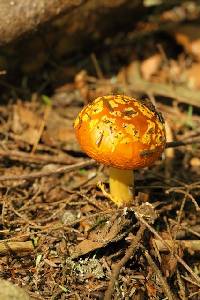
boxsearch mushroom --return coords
[74,95,166,206]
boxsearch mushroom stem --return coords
[109,167,134,206]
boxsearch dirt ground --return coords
[0,2,200,300]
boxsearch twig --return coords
[91,53,104,79]
[0,149,76,165]
[31,104,51,153]
[0,159,95,182]
[181,275,200,289]
[165,139,200,148]
[128,61,200,108]
[96,61,200,107]
[144,250,176,300]
[177,270,186,300]
[0,138,198,183]
[0,241,34,255]
[103,224,145,300]
[137,215,200,285]
[188,291,200,299]
[152,239,200,252]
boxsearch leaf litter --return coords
[0,4,200,300]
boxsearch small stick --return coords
[177,269,186,300]
[104,224,145,300]
[90,53,104,79]
[137,215,200,285]
[31,104,51,153]
[0,138,198,183]
[0,241,34,255]
[0,149,76,165]
[165,140,200,148]
[152,239,200,252]
[0,159,95,182]
[144,250,176,300]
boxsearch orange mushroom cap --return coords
[74,95,166,170]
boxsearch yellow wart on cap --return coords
[109,100,119,109]
[82,113,90,122]
[92,100,104,114]
[121,137,132,144]
[114,96,129,104]
[89,119,99,130]
[110,110,122,117]
[102,115,115,124]
[123,123,140,141]
[74,116,80,128]
[134,101,154,119]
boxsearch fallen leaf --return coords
[70,213,131,258]
[161,253,178,277]
[70,239,104,258]
[146,281,157,298]
[43,110,75,145]
[173,25,200,60]
[141,54,162,80]
[184,63,200,89]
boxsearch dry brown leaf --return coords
[173,25,200,60]
[146,281,157,298]
[18,127,41,145]
[184,63,200,89]
[70,214,130,258]
[70,239,104,259]
[190,157,200,167]
[12,103,40,130]
[161,253,178,278]
[119,61,137,85]
[0,166,25,188]
[141,54,162,80]
[11,102,42,145]
[42,110,75,147]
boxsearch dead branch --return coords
[109,61,200,107]
[0,136,199,182]
[0,0,84,45]
[137,214,200,286]
[0,0,145,46]
[0,159,95,182]
[152,239,200,252]
[165,139,200,148]
[144,250,176,300]
[104,224,146,300]
[129,62,200,108]
[0,149,76,165]
[0,240,34,255]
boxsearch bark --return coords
[0,0,144,74]
[0,0,83,45]
[0,0,142,46]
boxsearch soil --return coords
[0,2,200,300]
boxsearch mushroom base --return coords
[109,167,134,207]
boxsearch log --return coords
[0,0,83,45]
[0,0,143,74]
[0,1,191,77]
[0,0,142,46]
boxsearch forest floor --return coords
[0,5,200,300]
